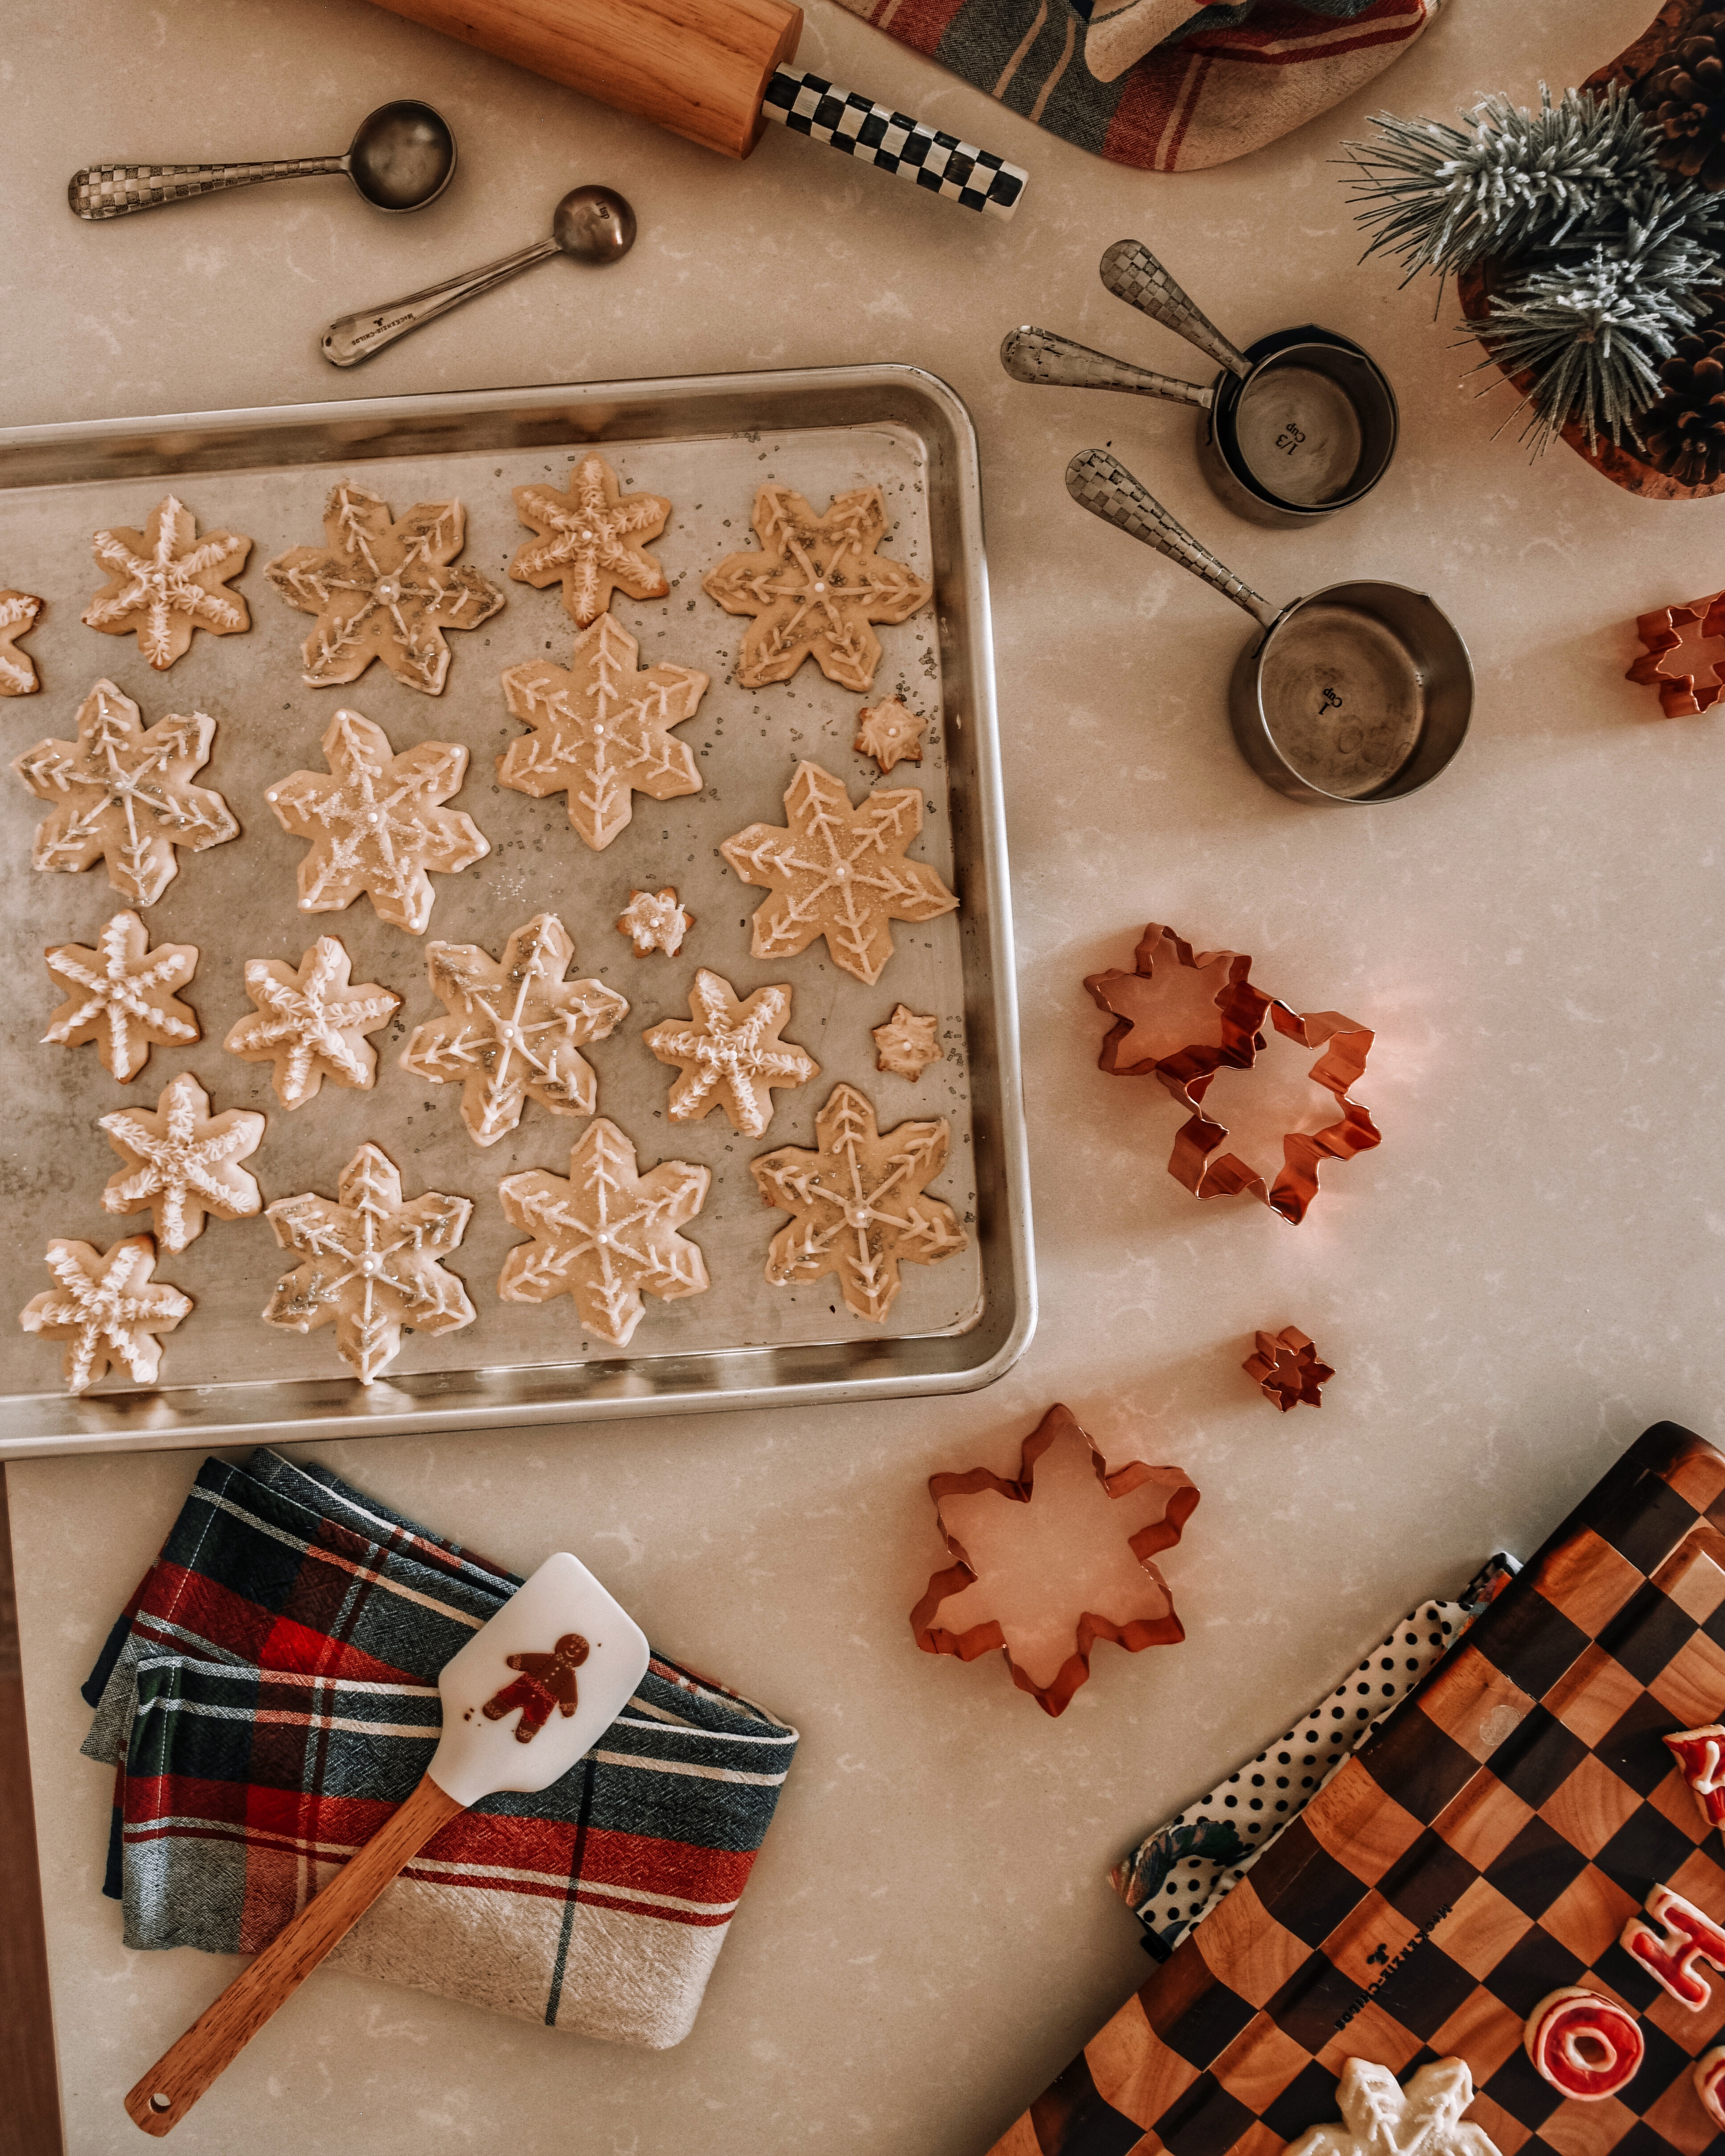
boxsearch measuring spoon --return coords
[322,185,637,368]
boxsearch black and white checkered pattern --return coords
[68,157,343,221]
[762,68,1027,220]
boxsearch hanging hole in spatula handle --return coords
[1065,450,1278,626]
[1099,240,1253,381]
[1001,328,1211,409]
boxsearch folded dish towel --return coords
[830,0,1437,174]
[81,1448,799,2050]
[1112,1552,1517,1956]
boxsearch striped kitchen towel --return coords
[81,1447,799,2050]
[831,0,1436,173]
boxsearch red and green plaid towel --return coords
[81,1448,798,2050]
[833,0,1435,172]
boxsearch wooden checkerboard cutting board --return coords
[990,1421,1725,2156]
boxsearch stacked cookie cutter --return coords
[1006,242,1473,805]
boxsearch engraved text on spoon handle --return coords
[321,239,560,368]
[69,156,345,221]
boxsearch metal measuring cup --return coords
[1007,242,1399,528]
[1067,450,1470,803]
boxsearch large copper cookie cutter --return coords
[1003,240,1399,528]
[1627,592,1725,716]
[1086,923,1381,1225]
[1067,449,1472,804]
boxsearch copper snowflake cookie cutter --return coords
[910,1402,1200,1718]
[1627,590,1725,716]
[1244,1326,1333,1410]
[1085,922,1380,1225]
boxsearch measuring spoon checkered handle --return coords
[69,155,345,220]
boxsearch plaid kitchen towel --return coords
[81,1448,799,2050]
[831,0,1435,172]
[1111,1552,1517,1957]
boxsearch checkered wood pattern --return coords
[990,1422,1725,2156]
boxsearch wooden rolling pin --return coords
[361,0,1028,216]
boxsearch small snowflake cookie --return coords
[873,1005,942,1081]
[82,495,251,669]
[616,888,692,957]
[509,453,671,628]
[225,937,400,1110]
[644,969,819,1139]
[854,697,926,774]
[99,1072,264,1252]
[42,910,199,1082]
[20,1234,191,1394]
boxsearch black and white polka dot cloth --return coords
[761,69,1027,220]
[1112,1556,1519,1957]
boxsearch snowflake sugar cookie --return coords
[854,697,926,773]
[616,887,692,957]
[0,590,44,694]
[509,453,671,628]
[644,969,819,1139]
[265,709,488,934]
[499,613,705,852]
[42,910,199,1082]
[223,936,400,1109]
[702,485,932,693]
[13,680,239,906]
[266,482,503,695]
[720,760,958,986]
[100,1072,264,1252]
[872,1005,942,1081]
[752,1082,965,1324]
[401,913,629,1147]
[264,1143,475,1385]
[81,495,251,670]
[498,1119,710,1348]
[20,1234,191,1394]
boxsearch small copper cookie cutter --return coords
[1086,922,1381,1225]
[1627,592,1725,716]
[1003,239,1399,528]
[1244,1328,1333,1411]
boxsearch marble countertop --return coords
[5,1,1723,2150]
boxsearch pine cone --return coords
[1642,12,1725,189]
[1639,320,1725,481]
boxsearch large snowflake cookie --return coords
[509,453,671,628]
[0,590,44,694]
[499,613,706,851]
[263,1142,475,1385]
[43,910,199,1082]
[224,936,400,1110]
[720,760,958,986]
[644,969,819,1139]
[20,1234,191,1394]
[81,495,251,670]
[265,482,504,695]
[13,679,239,906]
[616,887,692,957]
[751,1082,965,1324]
[498,1119,710,1348]
[701,484,932,693]
[401,912,629,1147]
[265,709,488,934]
[100,1072,264,1252]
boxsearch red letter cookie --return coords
[1666,1724,1725,1830]
[1621,1884,1725,2009]
[1524,1988,1644,2100]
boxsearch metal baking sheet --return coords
[0,366,1033,1458]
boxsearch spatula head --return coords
[430,1552,650,1808]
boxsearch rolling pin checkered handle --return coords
[762,67,1027,219]
[69,156,345,220]
[1065,449,1276,625]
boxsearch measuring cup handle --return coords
[1066,449,1278,626]
[1099,240,1254,382]
[1001,328,1212,409]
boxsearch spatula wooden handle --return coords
[124,1772,464,2136]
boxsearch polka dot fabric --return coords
[1111,1557,1519,1955]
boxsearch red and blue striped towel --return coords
[81,1448,798,2050]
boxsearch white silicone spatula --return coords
[124,1552,650,2136]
